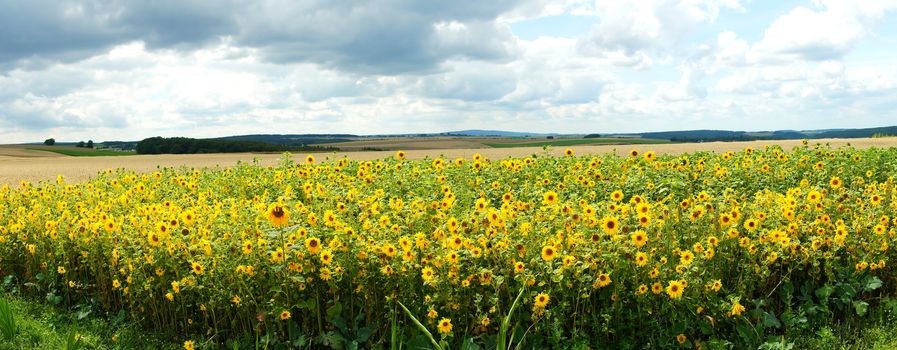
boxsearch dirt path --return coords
[2,138,896,186]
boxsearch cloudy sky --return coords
[1,0,896,143]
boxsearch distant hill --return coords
[440,130,560,137]
[621,125,897,142]
[814,126,897,138]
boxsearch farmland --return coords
[2,138,897,186]
[2,138,897,348]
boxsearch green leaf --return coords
[76,309,91,320]
[326,301,343,321]
[461,337,482,350]
[853,301,869,316]
[763,312,781,329]
[356,327,372,343]
[815,285,834,301]
[736,323,756,343]
[865,277,883,292]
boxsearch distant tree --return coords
[546,136,554,139]
[44,138,55,146]
[77,141,86,148]
[87,140,94,148]
[584,134,602,138]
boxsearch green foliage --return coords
[43,138,55,146]
[135,136,338,154]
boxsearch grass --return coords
[483,138,672,148]
[786,317,897,350]
[0,294,178,350]
[26,148,136,157]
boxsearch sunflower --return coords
[631,230,647,247]
[543,191,559,205]
[266,204,290,227]
[635,252,648,266]
[421,267,435,282]
[602,217,619,235]
[155,222,169,236]
[594,273,611,288]
[719,213,733,227]
[644,151,656,161]
[395,150,406,160]
[437,318,453,334]
[611,190,624,202]
[829,176,842,188]
[541,246,557,261]
[305,237,322,254]
[676,334,687,344]
[534,292,550,308]
[564,148,574,156]
[305,155,315,165]
[183,340,195,350]
[320,249,333,265]
[635,284,649,295]
[728,301,746,317]
[629,149,639,157]
[280,310,291,320]
[806,190,822,203]
[191,262,204,275]
[679,250,694,266]
[666,280,685,299]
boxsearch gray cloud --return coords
[234,1,521,74]
[0,0,523,74]
[0,1,236,66]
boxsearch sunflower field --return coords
[2,142,897,349]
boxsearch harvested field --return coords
[2,137,897,186]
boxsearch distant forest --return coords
[135,137,336,154]
[638,126,897,143]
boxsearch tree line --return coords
[135,136,337,154]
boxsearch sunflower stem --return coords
[397,300,442,350]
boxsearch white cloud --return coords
[1,0,897,144]
[750,0,897,62]
[578,0,744,66]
